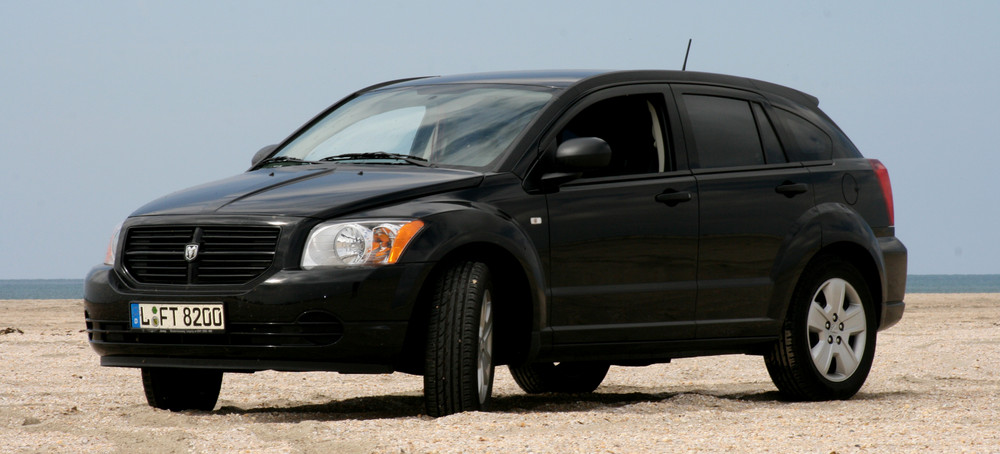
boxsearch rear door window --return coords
[681,95,766,168]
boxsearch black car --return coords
[85,70,906,416]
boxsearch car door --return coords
[671,85,818,339]
[541,85,699,345]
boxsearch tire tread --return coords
[424,261,492,416]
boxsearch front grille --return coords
[122,226,280,285]
[86,311,343,347]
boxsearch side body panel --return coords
[692,165,818,338]
[545,173,699,343]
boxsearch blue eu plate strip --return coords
[130,303,141,328]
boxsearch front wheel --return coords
[423,261,495,417]
[765,257,877,400]
[141,368,223,411]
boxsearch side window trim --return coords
[562,168,695,187]
[673,85,773,170]
[690,161,803,175]
[671,84,815,172]
[750,102,788,164]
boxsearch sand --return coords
[1,294,998,453]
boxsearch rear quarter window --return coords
[773,109,832,162]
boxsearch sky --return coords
[1,1,998,279]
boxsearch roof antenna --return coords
[682,39,692,71]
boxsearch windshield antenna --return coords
[682,39,692,71]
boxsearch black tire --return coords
[510,362,610,394]
[141,368,223,411]
[765,257,877,400]
[423,261,495,417]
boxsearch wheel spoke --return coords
[841,307,866,335]
[822,278,847,311]
[807,302,831,332]
[479,349,493,372]
[810,340,834,374]
[477,290,494,403]
[480,303,493,342]
[480,349,493,377]
[835,342,860,376]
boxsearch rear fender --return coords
[768,203,886,325]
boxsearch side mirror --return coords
[554,137,612,171]
[251,144,279,167]
[540,137,612,189]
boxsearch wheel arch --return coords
[769,203,888,329]
[394,209,545,373]
[806,242,885,327]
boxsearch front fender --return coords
[397,201,549,331]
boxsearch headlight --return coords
[302,219,424,269]
[103,223,123,266]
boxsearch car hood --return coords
[131,165,484,218]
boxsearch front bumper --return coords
[84,262,430,373]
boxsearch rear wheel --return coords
[510,362,610,394]
[141,368,223,411]
[424,261,495,417]
[765,257,877,400]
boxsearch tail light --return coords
[869,159,894,225]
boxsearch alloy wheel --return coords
[806,278,868,382]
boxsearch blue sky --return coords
[1,1,997,278]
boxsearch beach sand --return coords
[1,294,998,453]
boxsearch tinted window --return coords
[683,95,764,168]
[559,94,668,176]
[752,104,786,164]
[774,109,832,161]
[829,123,863,158]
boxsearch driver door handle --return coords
[775,182,809,197]
[655,191,693,206]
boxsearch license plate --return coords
[130,303,225,332]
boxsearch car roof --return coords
[381,70,607,89]
[378,69,819,107]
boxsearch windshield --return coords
[273,84,554,169]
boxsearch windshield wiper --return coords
[257,156,317,167]
[319,152,430,167]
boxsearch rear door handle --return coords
[775,182,808,197]
[655,191,693,206]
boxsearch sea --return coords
[1,275,999,299]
